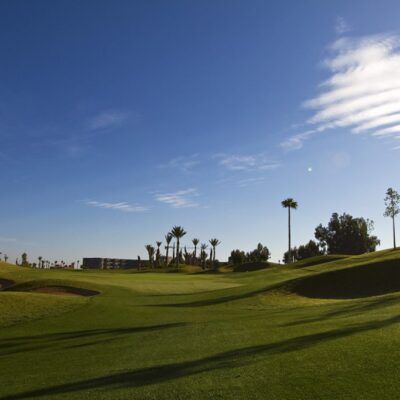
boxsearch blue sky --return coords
[1,0,400,263]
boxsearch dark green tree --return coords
[21,252,28,267]
[155,241,162,266]
[164,233,173,266]
[297,240,323,260]
[170,226,187,268]
[209,238,221,262]
[229,249,246,265]
[200,243,208,269]
[281,198,298,263]
[192,238,200,260]
[384,187,400,249]
[315,213,380,255]
[283,240,322,262]
[247,243,270,262]
[145,244,155,268]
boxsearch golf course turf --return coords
[1,249,400,399]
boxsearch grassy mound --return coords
[286,254,349,269]
[6,279,100,296]
[29,285,99,296]
[0,292,85,327]
[233,262,272,272]
[291,257,400,299]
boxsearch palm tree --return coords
[155,241,162,266]
[164,233,173,266]
[209,239,221,262]
[4,254,8,263]
[170,226,187,268]
[200,243,208,269]
[281,198,298,263]
[145,244,155,268]
[38,256,42,269]
[192,238,200,259]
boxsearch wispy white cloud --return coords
[280,130,317,151]
[215,153,280,171]
[159,154,200,172]
[281,33,400,150]
[236,177,266,188]
[87,110,128,131]
[335,17,351,35]
[85,201,148,213]
[155,188,199,208]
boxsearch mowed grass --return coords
[1,250,400,399]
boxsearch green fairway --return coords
[1,250,400,399]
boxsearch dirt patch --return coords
[0,278,15,289]
[30,286,99,297]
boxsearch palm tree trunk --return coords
[166,246,169,266]
[288,207,292,262]
[213,246,216,262]
[176,239,180,268]
[393,216,397,249]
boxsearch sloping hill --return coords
[2,251,400,400]
[285,249,400,299]
[285,254,349,269]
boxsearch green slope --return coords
[1,251,400,400]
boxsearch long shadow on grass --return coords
[2,314,400,399]
[0,323,187,357]
[281,295,400,327]
[147,285,279,307]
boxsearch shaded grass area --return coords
[233,262,272,272]
[5,279,100,296]
[0,278,15,289]
[2,250,400,399]
[291,258,400,299]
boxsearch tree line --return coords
[145,226,221,269]
[280,187,399,263]
[2,187,399,269]
[231,187,399,265]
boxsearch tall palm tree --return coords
[192,238,200,259]
[164,233,173,266]
[155,241,162,266]
[200,243,208,269]
[145,244,155,268]
[4,254,8,263]
[38,256,42,269]
[209,239,221,262]
[170,226,187,268]
[281,198,298,263]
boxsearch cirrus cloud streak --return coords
[282,33,400,150]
